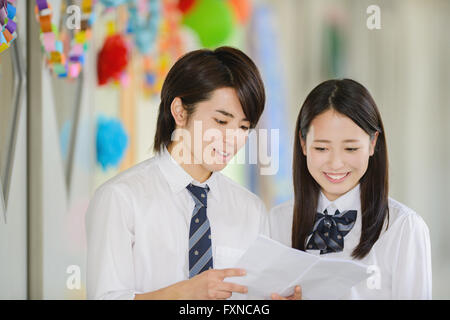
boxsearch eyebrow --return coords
[215,109,249,122]
[313,139,361,143]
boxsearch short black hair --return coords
[153,46,266,153]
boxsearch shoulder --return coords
[387,197,429,235]
[215,172,265,209]
[270,199,294,218]
[94,156,160,200]
[268,200,294,245]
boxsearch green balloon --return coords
[182,0,235,48]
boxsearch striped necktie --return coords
[186,183,213,278]
[306,209,357,254]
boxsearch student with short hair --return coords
[86,47,301,300]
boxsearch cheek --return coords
[202,122,225,144]
[306,151,327,170]
[223,130,248,151]
[234,132,248,149]
[348,150,371,171]
[339,156,370,182]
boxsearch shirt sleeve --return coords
[268,207,278,242]
[268,203,293,247]
[258,199,271,238]
[85,184,137,300]
[391,213,432,299]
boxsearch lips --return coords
[215,149,230,157]
[323,172,350,183]
[213,148,231,162]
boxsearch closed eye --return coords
[214,118,227,125]
[345,148,359,152]
[314,147,327,151]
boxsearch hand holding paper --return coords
[227,235,371,300]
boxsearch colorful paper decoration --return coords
[141,0,183,97]
[0,0,17,54]
[126,0,161,54]
[34,0,97,79]
[96,115,129,170]
[228,0,252,25]
[97,33,129,85]
[182,0,234,48]
[100,0,127,7]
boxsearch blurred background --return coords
[0,0,449,299]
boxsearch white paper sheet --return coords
[226,235,371,300]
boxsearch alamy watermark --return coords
[367,5,381,30]
[66,5,82,30]
[66,265,81,290]
[170,121,280,175]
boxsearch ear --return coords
[170,97,187,127]
[300,133,307,156]
[369,131,379,156]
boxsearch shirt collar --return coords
[156,146,221,201]
[317,183,361,215]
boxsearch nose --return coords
[328,150,345,170]
[224,128,246,154]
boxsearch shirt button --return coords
[201,194,205,198]
[337,235,342,240]
[208,234,211,239]
[195,218,199,223]
[308,244,313,249]
[194,250,199,256]
[324,232,329,237]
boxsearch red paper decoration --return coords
[97,33,128,86]
[177,0,196,14]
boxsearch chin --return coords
[323,180,358,198]
[204,163,228,173]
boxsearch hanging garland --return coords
[0,0,17,54]
[96,0,166,95]
[126,0,160,55]
[140,0,186,97]
[34,0,97,79]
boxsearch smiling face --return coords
[169,87,250,181]
[300,109,378,201]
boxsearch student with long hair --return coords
[270,79,431,299]
[86,46,301,300]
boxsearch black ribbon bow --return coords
[306,209,357,254]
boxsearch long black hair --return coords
[292,79,389,259]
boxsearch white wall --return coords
[28,0,96,299]
[0,0,28,299]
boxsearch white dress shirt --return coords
[269,184,432,299]
[86,147,269,300]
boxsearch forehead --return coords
[196,87,245,117]
[308,109,369,141]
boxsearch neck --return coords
[167,142,212,183]
[322,191,339,202]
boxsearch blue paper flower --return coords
[96,115,129,170]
